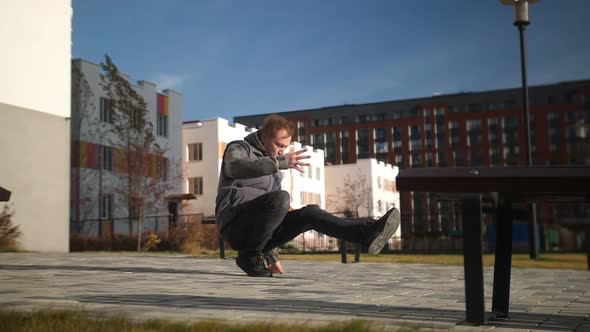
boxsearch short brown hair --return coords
[259,114,295,138]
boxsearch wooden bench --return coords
[396,166,590,325]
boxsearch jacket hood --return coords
[244,132,268,156]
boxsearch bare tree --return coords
[328,167,373,218]
[99,54,179,251]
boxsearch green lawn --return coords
[78,250,588,270]
[193,250,587,271]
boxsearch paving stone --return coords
[0,252,588,331]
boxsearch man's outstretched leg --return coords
[263,205,400,255]
[365,208,400,254]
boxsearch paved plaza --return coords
[0,253,588,331]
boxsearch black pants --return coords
[221,190,370,255]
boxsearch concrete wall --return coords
[0,103,70,252]
[0,0,71,252]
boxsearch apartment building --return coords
[235,79,590,242]
[0,0,72,252]
[70,59,183,236]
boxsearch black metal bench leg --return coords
[462,194,485,325]
[340,240,347,264]
[218,235,226,259]
[492,195,513,318]
[354,243,361,263]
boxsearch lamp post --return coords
[500,0,540,259]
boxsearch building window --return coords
[188,143,203,161]
[469,148,484,166]
[449,121,460,147]
[100,97,114,124]
[341,130,350,164]
[374,128,388,162]
[325,131,336,165]
[488,117,501,145]
[355,114,368,123]
[395,153,404,167]
[312,133,324,150]
[189,177,203,195]
[357,128,370,159]
[297,121,306,145]
[160,157,168,180]
[157,113,168,137]
[411,152,423,167]
[453,150,465,167]
[393,127,402,149]
[101,146,113,171]
[490,146,502,166]
[100,194,113,219]
[466,119,482,146]
[426,152,434,167]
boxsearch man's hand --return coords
[284,148,311,173]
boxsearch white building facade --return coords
[0,0,72,252]
[325,158,401,239]
[183,118,325,217]
[71,59,183,236]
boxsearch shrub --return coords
[70,234,136,251]
[157,219,221,254]
[0,204,22,250]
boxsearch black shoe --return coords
[236,252,273,277]
[365,208,400,255]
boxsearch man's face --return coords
[261,128,292,157]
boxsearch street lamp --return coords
[500,0,540,259]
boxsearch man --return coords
[216,114,400,277]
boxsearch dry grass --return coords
[276,252,588,270]
[0,308,397,332]
[0,204,21,251]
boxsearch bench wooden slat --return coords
[397,166,590,194]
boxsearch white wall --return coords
[0,0,71,252]
[0,0,72,117]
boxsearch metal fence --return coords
[69,212,381,253]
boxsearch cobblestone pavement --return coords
[0,253,588,331]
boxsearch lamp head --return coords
[499,0,540,25]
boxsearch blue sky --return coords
[72,0,590,123]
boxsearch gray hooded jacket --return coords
[215,132,289,233]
